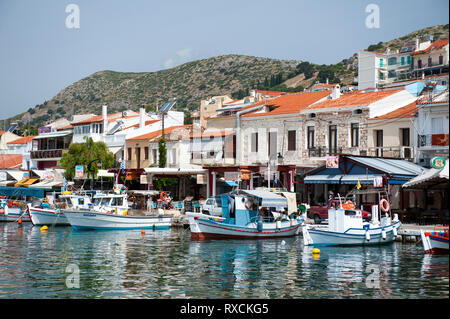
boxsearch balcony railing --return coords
[30,149,65,159]
[418,134,449,147]
[307,147,343,157]
[367,146,414,159]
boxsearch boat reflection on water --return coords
[421,254,449,280]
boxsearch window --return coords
[127,148,132,160]
[439,55,444,65]
[379,71,384,80]
[388,70,397,78]
[307,126,315,149]
[144,147,149,160]
[428,56,432,67]
[172,148,177,165]
[351,123,359,147]
[431,118,444,134]
[251,132,258,153]
[388,57,397,65]
[401,57,405,65]
[288,130,296,151]
[152,149,158,164]
[135,147,141,168]
[407,56,411,65]
[400,128,410,146]
[418,59,422,69]
[111,197,123,206]
[328,125,337,154]
[268,131,277,159]
[379,58,384,67]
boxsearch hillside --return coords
[9,55,299,127]
[6,23,448,129]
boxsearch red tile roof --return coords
[255,90,294,96]
[7,136,36,144]
[305,89,402,111]
[71,112,123,125]
[369,101,417,120]
[126,119,160,129]
[0,154,22,169]
[412,39,449,55]
[242,90,331,117]
[127,125,192,141]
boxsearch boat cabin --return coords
[93,193,128,214]
[55,194,93,210]
[328,206,364,233]
[219,190,289,226]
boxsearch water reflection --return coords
[0,224,448,299]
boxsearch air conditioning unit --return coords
[418,157,431,167]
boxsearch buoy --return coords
[40,225,48,231]
[312,248,320,255]
[381,229,387,240]
[141,229,146,236]
[393,227,398,237]
[17,218,22,225]
[365,231,371,241]
[380,199,390,213]
[276,220,281,229]
[122,210,128,216]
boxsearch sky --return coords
[0,0,448,120]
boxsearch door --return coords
[400,128,411,158]
[135,147,141,168]
[375,130,383,157]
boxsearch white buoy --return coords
[365,231,371,241]
[276,220,281,229]
[381,229,387,240]
[393,227,398,237]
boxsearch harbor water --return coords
[0,223,448,299]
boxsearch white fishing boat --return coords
[62,192,172,230]
[302,199,401,246]
[0,199,31,222]
[27,193,93,226]
[187,190,302,240]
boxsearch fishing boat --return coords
[302,198,401,246]
[420,226,449,254]
[27,193,93,226]
[187,190,302,240]
[62,192,172,230]
[0,198,31,222]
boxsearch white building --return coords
[414,90,449,167]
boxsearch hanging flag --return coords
[121,161,125,174]
[357,179,361,190]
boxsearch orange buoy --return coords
[141,229,146,236]
[160,192,167,201]
[17,218,22,225]
[380,199,390,213]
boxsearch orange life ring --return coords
[380,199,390,212]
[160,192,167,201]
[245,198,252,210]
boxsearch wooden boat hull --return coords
[28,206,69,226]
[303,221,402,246]
[421,230,449,254]
[187,213,301,240]
[63,209,172,230]
[0,207,31,222]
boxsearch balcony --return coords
[307,147,343,157]
[30,149,66,160]
[418,134,449,148]
[367,146,414,159]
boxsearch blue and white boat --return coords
[302,200,401,246]
[27,194,93,226]
[187,190,302,240]
[63,192,172,230]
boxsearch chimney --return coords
[102,105,108,134]
[415,38,419,51]
[326,78,329,85]
[331,85,341,99]
[139,106,145,129]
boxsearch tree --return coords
[158,137,167,168]
[60,137,114,180]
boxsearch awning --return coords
[403,160,449,188]
[33,131,72,139]
[31,180,63,189]
[0,186,45,198]
[144,167,207,175]
[304,175,343,184]
[239,190,287,208]
[223,181,238,187]
[97,169,115,178]
[108,146,123,155]
[4,170,25,181]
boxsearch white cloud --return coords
[163,48,195,69]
